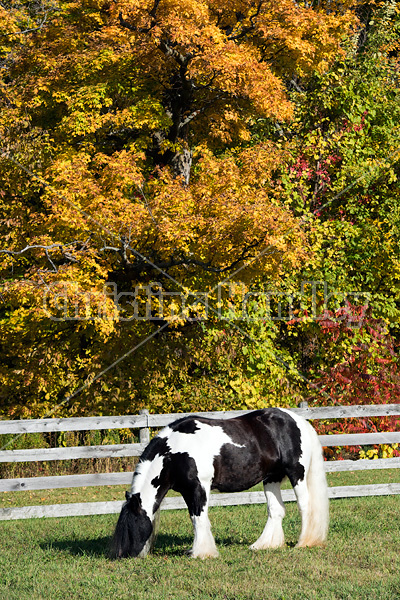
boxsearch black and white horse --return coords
[111,408,329,559]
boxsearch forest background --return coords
[1,1,400,460]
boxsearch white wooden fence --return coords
[1,404,400,520]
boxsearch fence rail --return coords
[1,404,399,520]
[1,403,400,436]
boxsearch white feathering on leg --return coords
[250,482,285,550]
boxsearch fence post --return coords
[139,409,150,445]
[299,401,309,408]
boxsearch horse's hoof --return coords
[250,540,284,550]
[187,548,219,559]
[250,542,267,551]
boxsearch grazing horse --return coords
[111,408,329,559]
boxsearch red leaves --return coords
[310,310,400,459]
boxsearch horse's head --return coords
[111,491,154,558]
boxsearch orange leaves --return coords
[1,0,356,288]
[115,0,356,148]
[152,0,211,45]
[192,39,293,122]
[3,0,358,174]
[253,0,357,77]
[140,145,306,284]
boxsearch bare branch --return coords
[0,243,64,257]
[250,1,263,27]
[0,239,91,257]
[158,38,192,67]
[99,236,133,265]
[108,239,266,278]
[3,21,48,37]
[179,92,224,130]
[0,238,92,272]
[179,110,201,130]
[99,245,120,253]
[1,8,58,38]
[193,70,217,90]
[290,78,304,93]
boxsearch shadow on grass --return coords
[41,532,196,559]
[40,536,111,558]
[41,531,254,559]
[154,532,275,555]
[152,532,195,556]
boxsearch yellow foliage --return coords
[359,444,399,460]
[0,0,358,417]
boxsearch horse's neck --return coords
[131,455,169,518]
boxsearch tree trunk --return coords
[170,147,193,185]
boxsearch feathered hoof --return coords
[249,540,284,551]
[186,547,219,559]
[295,539,326,548]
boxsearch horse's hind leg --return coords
[293,478,312,547]
[293,477,328,547]
[250,481,285,550]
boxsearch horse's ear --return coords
[126,491,142,511]
[132,492,142,509]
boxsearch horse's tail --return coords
[298,419,330,547]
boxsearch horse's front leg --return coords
[183,480,219,559]
[190,508,219,559]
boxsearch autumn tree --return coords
[115,0,354,182]
[0,0,359,417]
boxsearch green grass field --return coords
[1,471,399,600]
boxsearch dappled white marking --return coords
[159,420,245,484]
[131,453,165,518]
